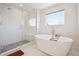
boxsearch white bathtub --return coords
[35,34,73,56]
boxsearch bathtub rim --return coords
[35,34,73,42]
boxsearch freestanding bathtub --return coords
[35,34,73,56]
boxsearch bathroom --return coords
[0,3,79,56]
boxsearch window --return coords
[46,10,64,25]
[29,18,36,26]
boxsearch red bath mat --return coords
[8,50,24,56]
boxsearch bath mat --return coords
[8,50,24,56]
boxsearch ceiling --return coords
[4,3,54,9]
[1,3,55,13]
[23,3,54,9]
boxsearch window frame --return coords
[45,9,65,26]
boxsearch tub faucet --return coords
[50,29,57,41]
[51,29,60,39]
[51,28,55,36]
[52,28,57,39]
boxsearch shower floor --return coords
[0,40,30,54]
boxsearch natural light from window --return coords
[29,18,36,26]
[46,10,64,25]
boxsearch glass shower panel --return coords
[0,3,37,54]
[25,9,37,41]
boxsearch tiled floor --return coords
[0,40,30,54]
[21,42,50,56]
[0,42,51,56]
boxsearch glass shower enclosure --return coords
[0,3,37,54]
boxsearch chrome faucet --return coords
[52,29,55,36]
[50,27,60,41]
[50,28,57,41]
[50,28,55,39]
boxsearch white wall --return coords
[0,4,28,45]
[38,3,78,55]
[72,3,79,55]
[68,3,79,56]
[39,3,77,37]
[78,4,79,42]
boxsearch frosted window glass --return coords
[46,10,64,25]
[29,18,36,26]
